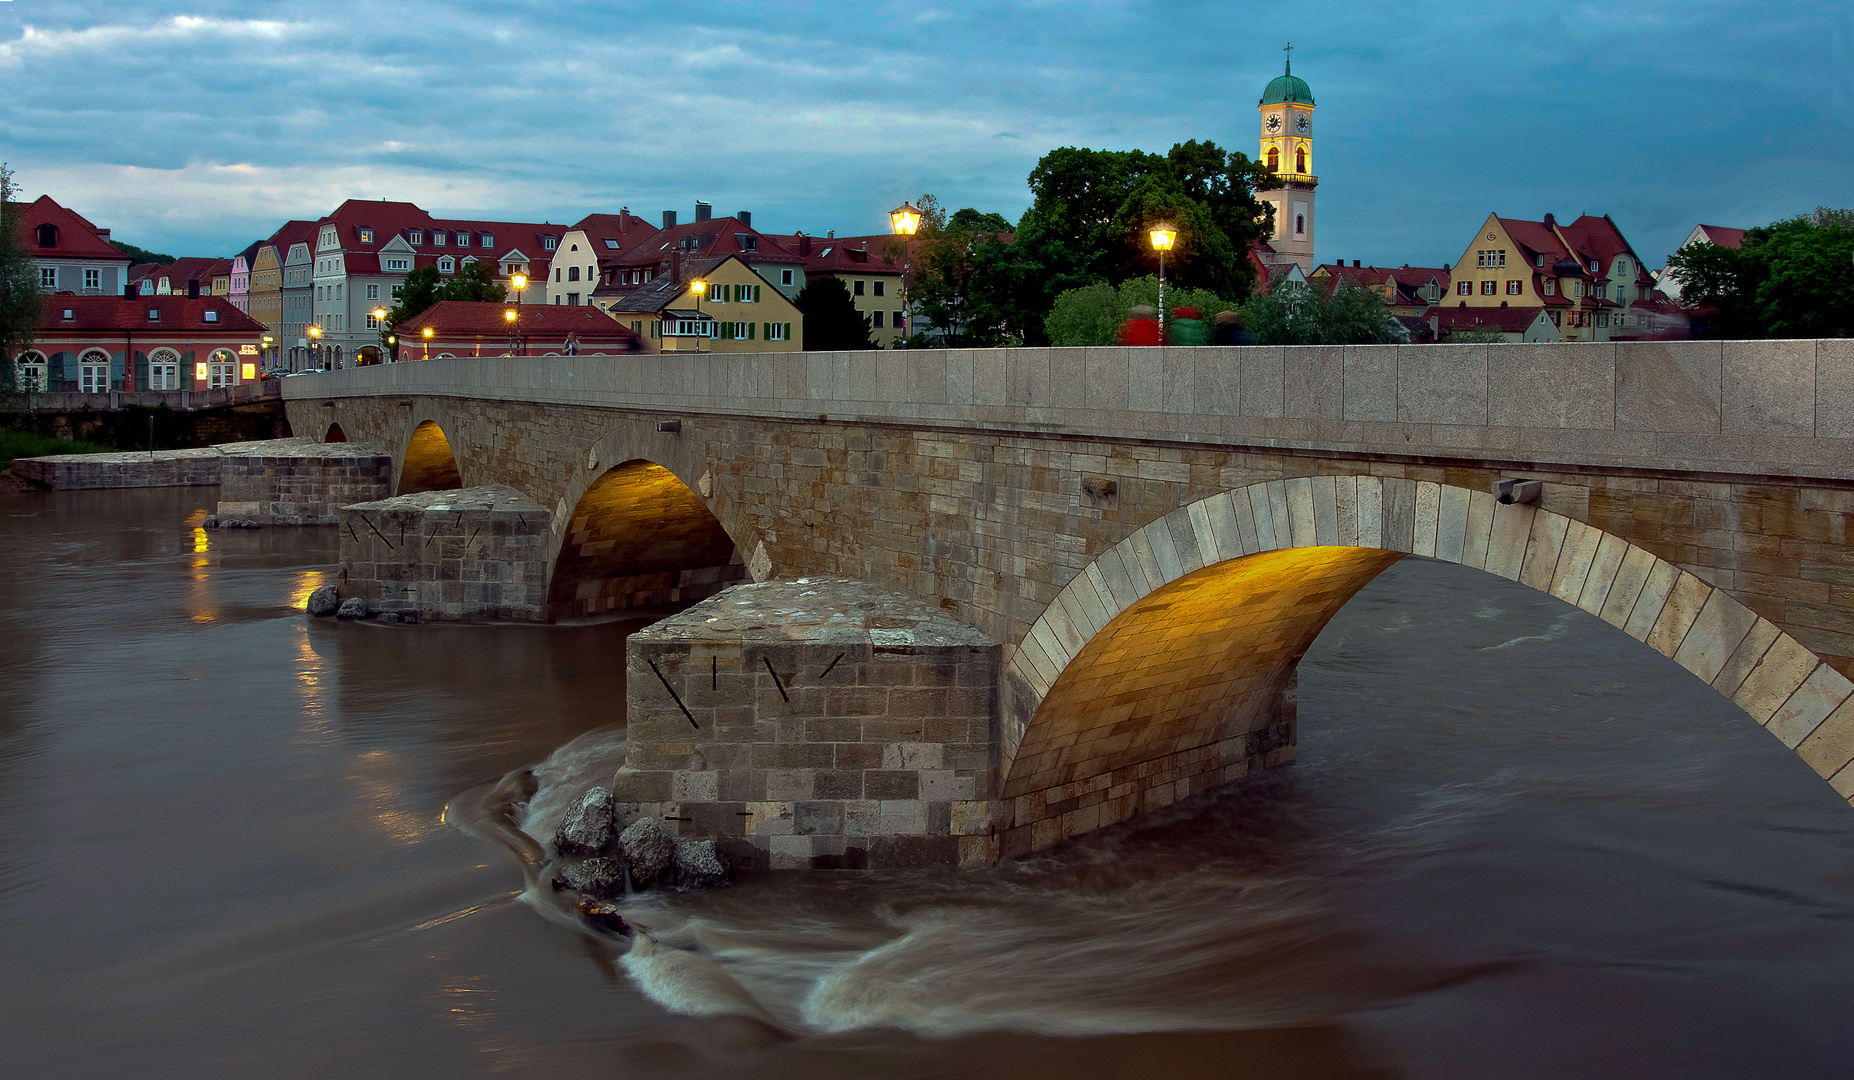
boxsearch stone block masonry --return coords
[338,484,551,621]
[11,442,250,489]
[216,439,392,524]
[613,578,1001,870]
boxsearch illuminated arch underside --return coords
[397,420,463,495]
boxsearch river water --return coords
[2,485,1852,1079]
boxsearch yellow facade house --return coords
[1445,211,1654,343]
[607,254,802,354]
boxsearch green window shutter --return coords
[748,321,755,340]
[784,322,791,341]
[761,322,768,340]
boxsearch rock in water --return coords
[554,857,624,899]
[306,586,339,617]
[674,840,730,891]
[376,611,401,624]
[577,897,631,934]
[620,817,676,890]
[553,786,616,857]
[335,597,369,621]
[202,515,219,529]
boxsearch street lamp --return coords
[371,307,389,365]
[890,202,921,349]
[421,325,433,361]
[1149,222,1178,342]
[307,324,322,370]
[690,278,707,353]
[504,307,519,357]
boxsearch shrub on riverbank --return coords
[0,427,112,469]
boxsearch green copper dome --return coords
[1259,63,1314,106]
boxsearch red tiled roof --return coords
[800,239,904,275]
[13,195,131,261]
[1697,225,1746,249]
[311,199,567,277]
[131,257,230,290]
[1435,305,1550,333]
[38,294,267,333]
[617,216,804,268]
[396,300,641,343]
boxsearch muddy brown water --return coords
[2,485,1852,1079]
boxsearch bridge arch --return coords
[545,457,746,621]
[1000,476,1854,857]
[396,419,464,496]
[322,422,347,443]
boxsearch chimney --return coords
[1543,213,1556,228]
[663,210,677,228]
[695,201,712,223]
[187,279,200,299]
[1353,259,1361,267]
[736,210,751,228]
[671,249,683,286]
[798,236,812,256]
[827,230,834,239]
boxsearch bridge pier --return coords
[613,578,1002,870]
[215,439,391,524]
[336,485,551,621]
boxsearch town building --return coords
[280,225,316,369]
[132,257,230,297]
[601,204,806,309]
[13,294,268,393]
[1444,212,1656,343]
[606,253,802,353]
[547,210,661,308]
[1255,56,1318,273]
[1656,223,1746,300]
[307,199,568,367]
[228,242,260,312]
[14,195,132,296]
[791,234,906,347]
[1432,305,1562,344]
[396,301,641,359]
[1310,262,1451,316]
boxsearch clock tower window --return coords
[1267,146,1280,171]
[1295,146,1308,172]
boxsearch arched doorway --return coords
[546,459,743,620]
[397,420,462,495]
[999,476,1854,857]
[355,346,382,366]
[324,422,347,443]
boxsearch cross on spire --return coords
[1284,41,1293,74]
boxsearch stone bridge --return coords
[285,339,1854,866]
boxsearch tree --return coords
[114,242,175,266]
[903,194,1021,347]
[1044,276,1241,347]
[381,262,508,356]
[0,164,44,396]
[1241,280,1401,345]
[794,278,875,350]
[1665,208,1854,339]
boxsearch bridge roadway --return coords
[286,340,1854,865]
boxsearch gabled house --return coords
[132,257,229,298]
[1433,304,1562,344]
[790,234,906,347]
[606,253,802,353]
[13,195,132,296]
[277,223,318,370]
[1311,262,1451,316]
[14,294,267,394]
[1445,212,1655,342]
[1656,223,1746,301]
[396,301,642,359]
[549,210,662,308]
[601,204,806,312]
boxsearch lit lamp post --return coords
[1149,222,1177,343]
[504,307,519,357]
[371,307,389,365]
[690,278,707,353]
[421,325,433,361]
[260,333,274,374]
[510,273,528,356]
[307,324,322,370]
[889,202,921,349]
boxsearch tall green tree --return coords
[1241,280,1400,346]
[0,164,45,395]
[903,194,1022,346]
[381,262,508,356]
[1044,276,1241,347]
[1665,208,1854,339]
[794,278,875,350]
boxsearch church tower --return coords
[1256,49,1317,273]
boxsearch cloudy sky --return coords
[2,1,1849,271]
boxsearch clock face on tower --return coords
[1295,114,1310,133]
[1266,114,1281,133]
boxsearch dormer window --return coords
[438,256,455,273]
[36,223,58,247]
[408,231,423,246]
[433,232,446,247]
[147,308,161,322]
[384,257,409,271]
[358,228,374,243]
[480,233,493,248]
[204,310,219,322]
[1534,254,1545,267]
[456,232,469,247]
[542,236,558,251]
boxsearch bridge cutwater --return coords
[141,337,1849,871]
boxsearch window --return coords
[1295,146,1307,172]
[1596,312,1610,328]
[1506,280,1522,295]
[1267,146,1280,171]
[438,257,454,273]
[456,232,469,247]
[61,308,73,321]
[766,322,790,341]
[366,283,379,299]
[1549,311,1561,326]
[872,311,885,328]
[36,223,58,247]
[567,293,579,306]
[1616,258,1629,275]
[39,267,56,288]
[554,268,561,282]
[1573,281,1585,298]
[85,268,101,290]
[542,236,557,251]
[204,310,219,322]
[79,350,110,393]
[207,350,237,388]
[1594,283,1606,299]
[604,239,620,249]
[433,232,446,247]
[895,311,905,328]
[365,313,379,328]
[148,348,180,390]
[568,266,580,281]
[1588,260,1598,272]
[481,234,493,248]
[359,229,373,243]
[15,350,47,391]
[408,231,423,245]
[1535,254,1545,268]
[1480,280,1497,295]
[781,269,793,286]
[391,285,403,299]
[873,281,886,297]
[147,307,161,321]
[1457,281,1472,296]
[1544,280,1555,296]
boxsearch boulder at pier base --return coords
[619,817,676,889]
[306,585,339,617]
[553,786,618,857]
